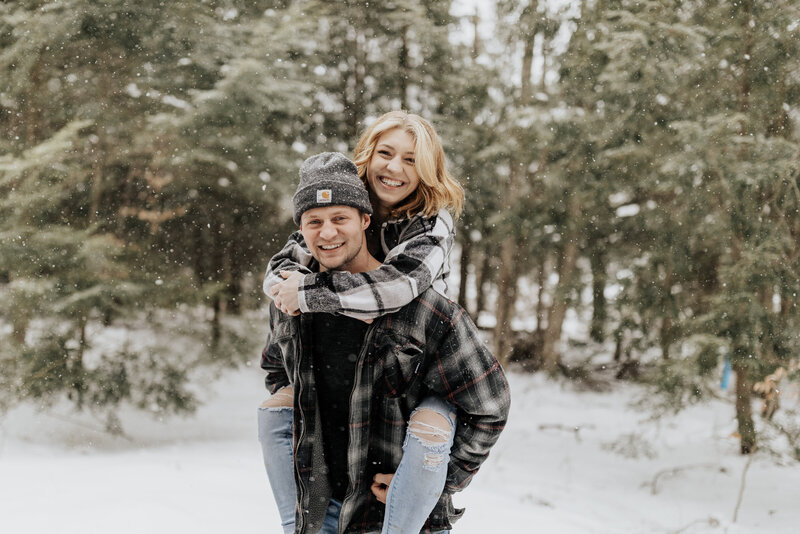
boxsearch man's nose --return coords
[319,221,337,240]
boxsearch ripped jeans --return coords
[258,390,454,534]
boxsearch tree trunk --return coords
[540,194,580,373]
[77,316,88,363]
[519,1,538,103]
[89,53,114,224]
[733,359,757,454]
[222,212,242,314]
[540,37,550,93]
[660,265,674,359]
[730,4,756,455]
[493,163,525,362]
[25,53,44,144]
[493,236,520,363]
[12,315,27,345]
[589,249,606,343]
[492,0,540,362]
[660,316,673,360]
[471,11,481,60]
[457,236,473,309]
[89,133,105,224]
[521,36,534,103]
[346,29,366,140]
[211,293,222,353]
[475,248,492,316]
[534,259,546,343]
[399,25,409,110]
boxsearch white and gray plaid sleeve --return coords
[262,230,315,297]
[296,210,456,320]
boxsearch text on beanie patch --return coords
[317,189,332,203]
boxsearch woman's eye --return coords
[405,158,415,164]
[378,150,391,157]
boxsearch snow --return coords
[1,366,798,534]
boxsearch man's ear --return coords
[362,213,371,230]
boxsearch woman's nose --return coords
[386,155,402,172]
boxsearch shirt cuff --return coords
[297,275,311,313]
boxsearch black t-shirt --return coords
[311,313,370,501]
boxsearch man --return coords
[259,152,510,534]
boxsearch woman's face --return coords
[365,128,420,213]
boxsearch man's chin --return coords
[318,260,344,271]
[316,255,348,271]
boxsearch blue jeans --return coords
[257,402,296,534]
[258,395,454,534]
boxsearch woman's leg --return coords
[257,386,296,534]
[381,396,456,534]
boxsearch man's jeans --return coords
[258,396,454,534]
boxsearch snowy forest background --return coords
[1,1,800,532]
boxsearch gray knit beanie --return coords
[292,152,372,225]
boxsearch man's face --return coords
[300,206,370,272]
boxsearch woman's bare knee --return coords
[260,386,294,409]
[408,409,451,444]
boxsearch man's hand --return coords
[370,473,394,504]
[268,270,303,316]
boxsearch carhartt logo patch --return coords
[317,189,332,203]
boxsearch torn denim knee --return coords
[406,419,452,472]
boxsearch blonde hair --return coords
[352,111,464,219]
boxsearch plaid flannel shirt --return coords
[260,290,510,534]
[262,209,455,320]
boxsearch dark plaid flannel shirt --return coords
[262,209,455,321]
[260,290,510,534]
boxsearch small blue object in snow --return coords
[720,356,732,390]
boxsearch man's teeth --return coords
[320,244,342,250]
[380,176,403,187]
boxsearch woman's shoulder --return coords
[387,208,454,241]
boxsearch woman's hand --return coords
[370,473,394,504]
[269,270,372,323]
[269,270,303,315]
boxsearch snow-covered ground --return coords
[1,364,798,534]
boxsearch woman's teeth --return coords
[379,176,403,187]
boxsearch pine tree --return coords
[555,0,800,453]
[0,0,254,422]
[674,0,800,453]
[0,0,477,422]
